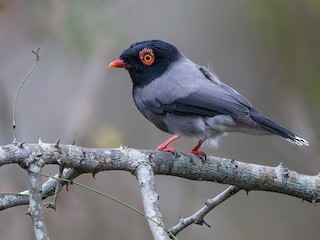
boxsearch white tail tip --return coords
[287,136,309,146]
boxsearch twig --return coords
[44,164,64,210]
[169,185,241,236]
[0,168,78,210]
[12,48,40,139]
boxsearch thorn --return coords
[92,172,97,179]
[246,190,249,196]
[283,168,290,178]
[148,154,154,161]
[57,159,61,165]
[45,202,56,211]
[38,138,43,144]
[199,153,207,162]
[25,208,31,216]
[19,142,26,149]
[203,220,211,228]
[54,139,61,148]
[81,150,86,158]
[119,144,124,149]
[12,138,17,144]
[125,145,131,149]
[301,199,304,203]
[277,162,283,168]
[72,139,76,145]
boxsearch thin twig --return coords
[44,165,64,210]
[0,169,78,210]
[169,186,241,236]
[12,48,40,139]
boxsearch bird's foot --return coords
[156,135,180,150]
[190,150,207,161]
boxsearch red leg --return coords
[190,140,205,156]
[156,135,180,153]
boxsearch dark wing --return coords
[143,66,260,127]
[198,66,258,111]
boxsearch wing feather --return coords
[140,63,260,127]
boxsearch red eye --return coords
[139,48,155,66]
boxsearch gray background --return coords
[0,1,319,239]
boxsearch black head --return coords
[111,40,181,87]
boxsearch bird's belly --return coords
[144,112,265,140]
[162,114,207,138]
[204,115,237,132]
[160,114,244,139]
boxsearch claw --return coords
[158,146,176,154]
[45,202,57,211]
[190,150,207,161]
[189,140,206,161]
[157,146,179,158]
[19,142,26,149]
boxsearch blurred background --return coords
[0,0,319,239]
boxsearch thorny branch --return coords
[0,142,319,239]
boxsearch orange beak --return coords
[108,59,128,68]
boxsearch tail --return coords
[251,114,309,146]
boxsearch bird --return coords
[109,39,308,157]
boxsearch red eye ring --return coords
[139,48,155,66]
